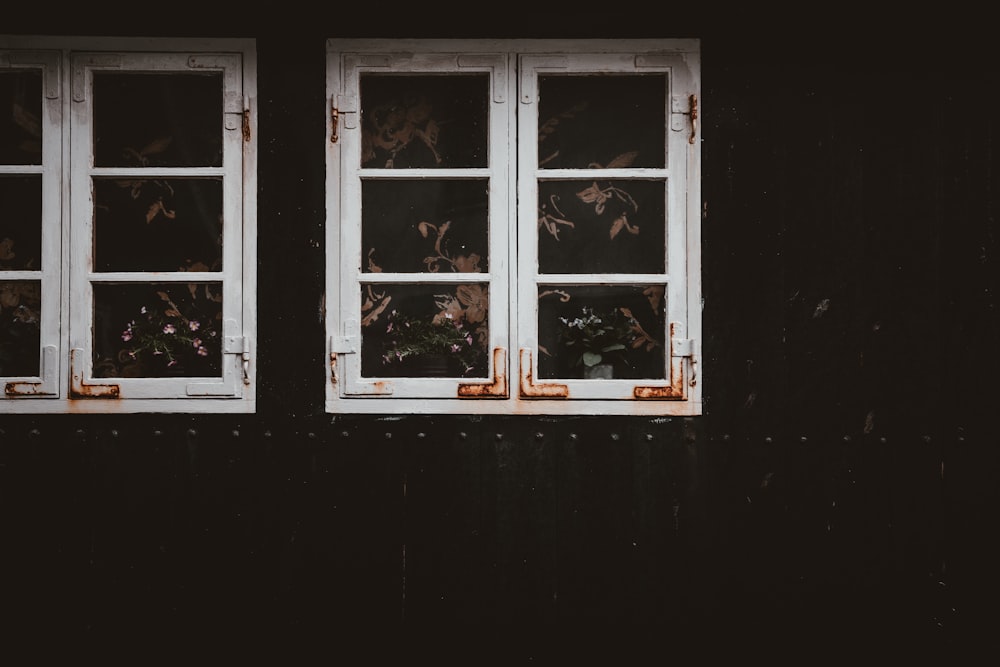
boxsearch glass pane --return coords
[0,70,42,165]
[359,283,489,378]
[93,72,223,167]
[538,179,665,274]
[93,282,223,378]
[362,179,488,273]
[537,74,665,169]
[93,178,223,272]
[0,175,42,270]
[0,280,40,376]
[536,284,666,380]
[360,74,488,169]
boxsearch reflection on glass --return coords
[538,179,665,274]
[360,74,489,169]
[0,280,40,376]
[93,177,223,272]
[0,176,42,270]
[93,72,223,167]
[362,179,488,273]
[93,283,223,378]
[360,283,489,378]
[537,74,665,170]
[0,70,42,165]
[537,284,666,380]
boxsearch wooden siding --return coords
[2,16,998,661]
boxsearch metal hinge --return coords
[331,94,358,142]
[329,335,357,354]
[672,333,698,389]
[242,95,251,142]
[224,335,252,385]
[671,93,698,144]
[672,337,694,358]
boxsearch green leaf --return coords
[582,351,602,367]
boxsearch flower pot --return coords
[411,353,452,377]
[583,362,614,379]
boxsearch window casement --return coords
[0,37,256,413]
[325,39,701,415]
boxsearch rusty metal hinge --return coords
[224,334,252,385]
[688,93,698,144]
[671,93,698,144]
[243,95,251,142]
[331,94,358,143]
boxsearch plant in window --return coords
[119,289,220,374]
[381,308,487,377]
[557,306,640,372]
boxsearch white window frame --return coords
[325,39,701,415]
[0,37,257,413]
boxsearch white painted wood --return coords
[0,51,63,399]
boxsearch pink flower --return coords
[189,320,201,331]
[196,346,209,357]
[192,338,202,348]
[163,323,176,334]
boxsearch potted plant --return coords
[381,309,487,377]
[557,306,638,378]
[119,290,221,376]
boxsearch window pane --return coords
[0,280,40,376]
[360,74,488,169]
[93,283,223,378]
[362,179,488,273]
[93,178,223,272]
[536,284,666,380]
[0,70,42,165]
[538,179,665,274]
[93,72,223,167]
[359,283,489,378]
[537,74,665,170]
[0,175,42,270]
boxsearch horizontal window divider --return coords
[0,165,44,174]
[88,167,226,177]
[357,169,493,179]
[87,272,222,282]
[536,168,669,179]
[358,273,492,284]
[535,274,669,285]
[0,271,44,280]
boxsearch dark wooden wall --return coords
[2,11,998,662]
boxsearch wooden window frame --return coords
[325,39,702,416]
[0,37,257,414]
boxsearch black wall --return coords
[2,12,998,662]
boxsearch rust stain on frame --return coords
[518,348,568,398]
[457,347,509,398]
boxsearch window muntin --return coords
[1,39,256,412]
[327,39,701,415]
